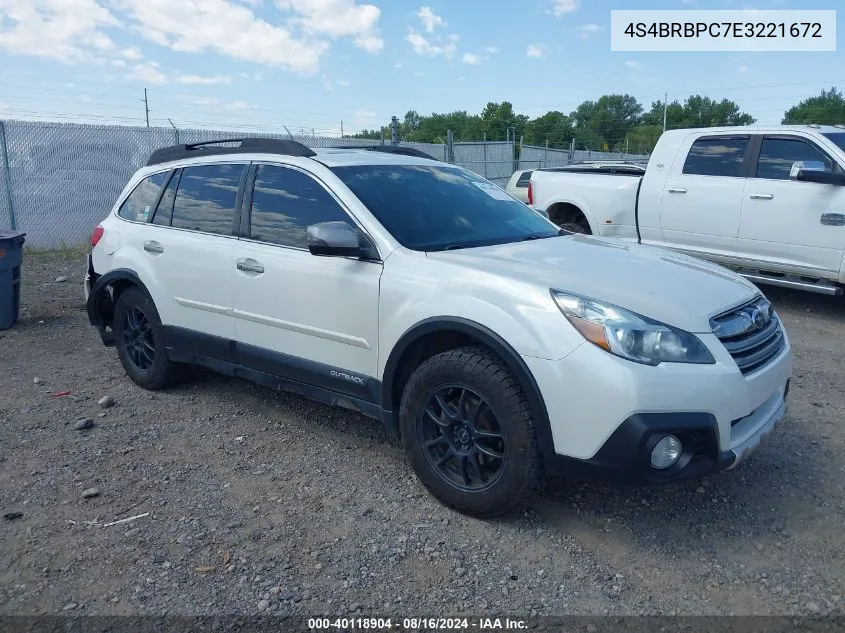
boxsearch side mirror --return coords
[307,221,362,257]
[790,161,845,186]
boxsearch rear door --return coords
[143,162,247,346]
[658,134,752,264]
[738,134,845,277]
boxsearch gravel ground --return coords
[1,250,843,619]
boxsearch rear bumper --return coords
[84,252,94,301]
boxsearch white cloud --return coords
[738,64,749,73]
[126,61,167,84]
[576,24,602,40]
[406,30,457,59]
[526,44,545,58]
[393,62,403,68]
[625,60,643,70]
[484,46,498,54]
[462,53,482,65]
[336,79,349,86]
[178,74,232,85]
[417,6,446,32]
[0,0,120,63]
[406,6,458,59]
[276,0,383,53]
[182,95,256,110]
[120,47,144,61]
[551,0,579,16]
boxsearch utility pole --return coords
[663,91,668,132]
[340,121,344,138]
[144,89,150,128]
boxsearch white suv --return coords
[85,138,793,517]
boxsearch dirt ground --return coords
[1,250,843,619]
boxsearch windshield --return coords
[822,132,845,154]
[330,164,559,251]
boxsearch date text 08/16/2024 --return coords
[307,617,528,630]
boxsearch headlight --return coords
[551,290,715,366]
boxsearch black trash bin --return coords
[0,230,26,330]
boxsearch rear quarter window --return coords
[515,171,533,187]
[117,171,168,222]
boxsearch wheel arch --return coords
[546,201,593,233]
[381,316,557,466]
[86,267,152,345]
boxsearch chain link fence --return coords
[0,119,516,249]
[518,144,649,170]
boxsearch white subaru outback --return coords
[85,138,792,517]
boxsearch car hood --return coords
[427,234,760,333]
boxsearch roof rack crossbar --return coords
[146,137,316,166]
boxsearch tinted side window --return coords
[171,164,244,236]
[516,171,533,187]
[756,137,833,180]
[249,165,350,248]
[682,137,749,177]
[152,170,180,226]
[118,171,168,222]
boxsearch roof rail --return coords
[146,137,316,166]
[336,145,437,160]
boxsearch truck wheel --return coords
[113,287,182,390]
[399,346,542,518]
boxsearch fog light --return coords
[651,435,682,470]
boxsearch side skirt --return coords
[159,326,394,434]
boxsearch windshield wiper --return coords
[517,234,555,242]
[442,242,478,251]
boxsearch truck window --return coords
[756,137,834,180]
[516,171,533,187]
[682,137,749,178]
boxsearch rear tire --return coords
[113,287,182,390]
[398,346,542,518]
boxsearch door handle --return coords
[236,259,264,274]
[143,240,164,254]
[750,193,774,200]
[667,188,687,194]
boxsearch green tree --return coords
[641,95,755,129]
[480,101,529,141]
[622,125,664,154]
[570,94,643,150]
[782,87,845,125]
[523,111,574,147]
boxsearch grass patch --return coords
[24,242,89,260]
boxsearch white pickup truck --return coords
[529,125,845,296]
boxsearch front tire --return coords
[399,346,542,518]
[113,287,181,390]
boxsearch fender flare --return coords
[86,267,148,330]
[381,316,557,466]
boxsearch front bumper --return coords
[523,331,792,484]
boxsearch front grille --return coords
[711,297,785,375]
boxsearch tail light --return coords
[90,225,104,247]
[527,181,534,206]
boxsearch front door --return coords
[232,163,383,400]
[739,134,845,277]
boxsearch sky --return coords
[0,0,843,136]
